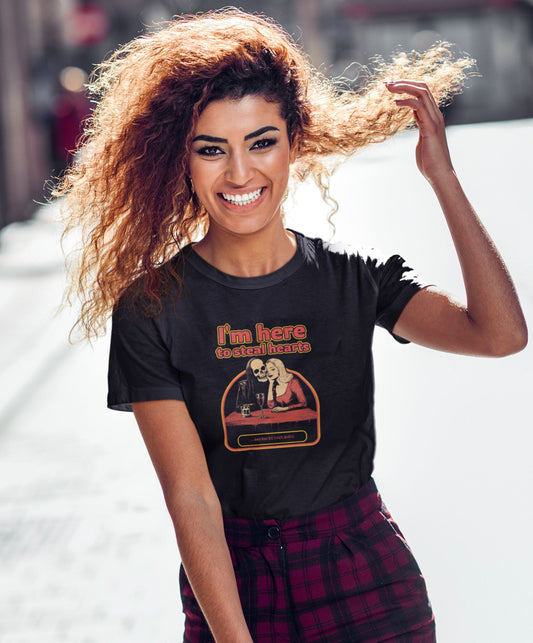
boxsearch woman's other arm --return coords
[386,80,527,356]
[291,377,308,407]
[132,399,253,643]
[266,379,275,408]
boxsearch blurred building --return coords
[0,0,114,229]
[325,0,533,124]
[0,0,58,230]
[1,0,532,229]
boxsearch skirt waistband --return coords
[223,478,382,547]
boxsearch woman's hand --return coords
[385,80,454,184]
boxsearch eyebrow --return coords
[192,125,280,144]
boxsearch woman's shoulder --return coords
[114,245,193,319]
[293,231,419,293]
[293,230,384,267]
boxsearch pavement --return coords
[0,119,531,642]
[0,206,185,642]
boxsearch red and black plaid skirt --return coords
[180,478,436,642]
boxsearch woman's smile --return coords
[219,187,266,209]
[188,95,295,236]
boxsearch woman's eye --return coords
[251,138,277,150]
[197,145,223,157]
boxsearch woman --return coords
[56,8,527,642]
[265,358,307,412]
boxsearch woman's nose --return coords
[224,151,254,185]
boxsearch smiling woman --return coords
[189,96,295,270]
[55,7,526,643]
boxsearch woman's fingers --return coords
[392,98,421,116]
[385,80,443,124]
[385,79,453,181]
[385,79,437,102]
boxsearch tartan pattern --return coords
[180,479,436,642]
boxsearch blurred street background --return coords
[1,1,532,642]
[2,0,533,229]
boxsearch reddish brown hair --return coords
[55,8,474,340]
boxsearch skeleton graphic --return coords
[248,358,267,383]
[236,358,268,410]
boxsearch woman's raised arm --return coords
[386,80,527,356]
[132,399,253,643]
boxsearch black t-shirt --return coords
[108,231,424,519]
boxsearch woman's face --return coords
[266,362,279,381]
[189,95,295,237]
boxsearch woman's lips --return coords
[218,187,266,211]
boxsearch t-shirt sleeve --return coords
[107,298,184,412]
[363,250,427,344]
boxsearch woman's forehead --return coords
[194,96,285,137]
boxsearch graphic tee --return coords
[108,231,425,519]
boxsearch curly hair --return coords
[54,7,474,340]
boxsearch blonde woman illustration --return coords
[265,358,307,412]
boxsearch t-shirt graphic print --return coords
[222,352,320,451]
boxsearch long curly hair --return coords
[54,7,474,340]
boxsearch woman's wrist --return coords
[425,166,458,191]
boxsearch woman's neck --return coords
[193,223,296,277]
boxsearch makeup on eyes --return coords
[195,136,279,156]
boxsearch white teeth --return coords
[221,188,263,206]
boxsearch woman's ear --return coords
[289,135,300,164]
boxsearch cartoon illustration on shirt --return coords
[248,358,268,383]
[265,358,307,412]
[246,358,269,408]
[221,357,320,451]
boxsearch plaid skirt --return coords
[180,478,436,642]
